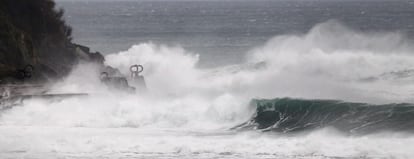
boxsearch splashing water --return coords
[1,21,414,158]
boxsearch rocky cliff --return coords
[0,0,104,84]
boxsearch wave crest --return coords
[235,98,414,134]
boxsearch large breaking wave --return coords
[235,98,414,135]
[3,20,414,159]
[2,20,414,133]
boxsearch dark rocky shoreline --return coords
[0,0,106,85]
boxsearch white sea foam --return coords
[1,127,413,159]
[102,20,414,104]
[1,21,414,158]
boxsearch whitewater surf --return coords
[1,20,414,158]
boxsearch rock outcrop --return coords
[0,0,104,84]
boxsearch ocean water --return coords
[59,0,414,67]
[2,0,414,158]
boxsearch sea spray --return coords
[4,21,414,129]
[2,21,414,158]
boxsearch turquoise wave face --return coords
[234,98,414,135]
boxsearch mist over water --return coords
[105,20,414,104]
[2,0,414,158]
[2,20,414,158]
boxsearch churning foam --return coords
[1,21,414,158]
[3,20,414,128]
[105,20,414,104]
[1,127,414,159]
[1,21,414,129]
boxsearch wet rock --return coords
[0,0,107,84]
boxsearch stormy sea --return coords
[2,0,414,158]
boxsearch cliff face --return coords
[0,9,34,79]
[0,0,103,84]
